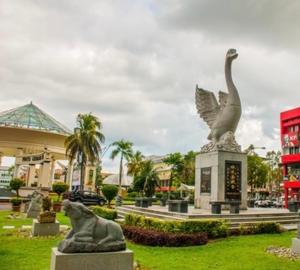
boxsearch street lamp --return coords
[244,145,266,155]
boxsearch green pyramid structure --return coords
[0,102,71,135]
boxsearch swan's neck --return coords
[225,59,241,106]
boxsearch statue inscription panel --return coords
[200,167,211,193]
[225,161,241,201]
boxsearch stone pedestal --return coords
[50,248,133,270]
[27,210,40,218]
[194,150,247,210]
[32,219,60,236]
[292,238,300,254]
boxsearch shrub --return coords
[124,214,228,238]
[170,191,181,200]
[238,222,282,235]
[90,206,118,220]
[42,196,52,212]
[10,197,22,206]
[9,178,24,197]
[122,225,208,247]
[126,191,139,200]
[52,182,69,201]
[102,185,118,207]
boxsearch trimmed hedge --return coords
[237,222,282,235]
[124,214,228,238]
[90,206,118,220]
[122,225,208,246]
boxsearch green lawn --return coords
[0,210,299,270]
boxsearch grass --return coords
[0,210,300,270]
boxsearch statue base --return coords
[32,219,60,236]
[194,150,247,210]
[292,238,300,254]
[27,210,40,219]
[50,247,133,270]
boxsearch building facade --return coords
[280,107,300,177]
[280,107,300,207]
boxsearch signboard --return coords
[200,167,211,193]
[225,161,241,200]
[282,132,299,147]
[72,168,80,187]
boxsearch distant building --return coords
[280,107,300,176]
[103,174,133,187]
[147,155,173,191]
[280,107,300,208]
[0,166,11,188]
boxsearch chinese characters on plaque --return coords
[200,167,211,193]
[225,161,241,200]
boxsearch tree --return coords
[181,151,196,185]
[102,185,118,208]
[95,164,103,190]
[127,150,144,177]
[9,178,24,198]
[65,113,105,190]
[133,160,160,197]
[110,140,133,189]
[247,154,268,197]
[266,150,282,194]
[52,182,69,202]
[163,152,184,196]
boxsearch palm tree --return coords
[133,160,160,197]
[110,140,133,189]
[141,160,160,197]
[65,113,105,190]
[127,150,144,177]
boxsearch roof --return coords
[0,102,71,135]
[103,174,133,187]
[146,155,168,163]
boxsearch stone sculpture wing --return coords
[195,86,219,128]
[218,91,228,111]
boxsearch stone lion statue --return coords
[58,200,126,253]
[26,191,43,218]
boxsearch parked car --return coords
[63,190,106,206]
[254,199,273,207]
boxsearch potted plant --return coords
[10,197,22,212]
[9,178,24,212]
[52,182,69,212]
[38,196,56,223]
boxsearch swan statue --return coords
[195,48,242,153]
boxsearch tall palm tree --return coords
[110,140,133,189]
[127,150,144,177]
[65,113,105,190]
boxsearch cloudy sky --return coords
[1,0,300,171]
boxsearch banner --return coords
[282,132,299,147]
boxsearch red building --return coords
[280,107,300,207]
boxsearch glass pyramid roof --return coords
[0,102,71,135]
